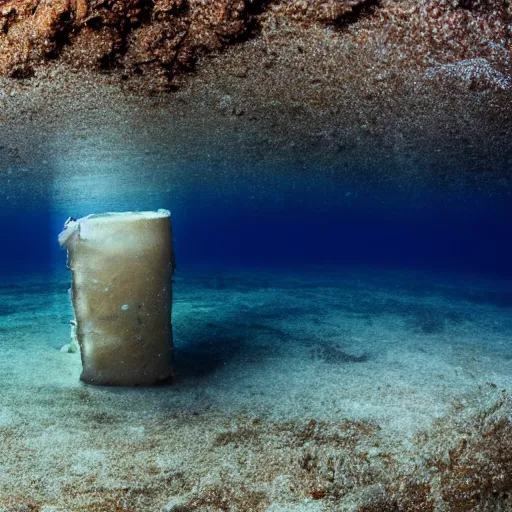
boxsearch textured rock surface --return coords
[1,0,511,87]
[0,0,511,200]
[0,0,270,85]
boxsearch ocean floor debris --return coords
[0,266,511,510]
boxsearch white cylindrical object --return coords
[59,210,174,386]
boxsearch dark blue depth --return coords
[1,182,511,278]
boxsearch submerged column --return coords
[58,210,174,386]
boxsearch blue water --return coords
[1,179,511,279]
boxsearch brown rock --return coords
[1,0,508,87]
[72,0,88,21]
[0,0,257,80]
[63,25,121,69]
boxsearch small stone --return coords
[231,64,248,78]
[60,342,78,353]
[161,496,190,512]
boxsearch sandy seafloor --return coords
[0,265,511,511]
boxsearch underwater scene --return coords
[1,0,512,511]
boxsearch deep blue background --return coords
[175,187,512,277]
[1,181,511,278]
